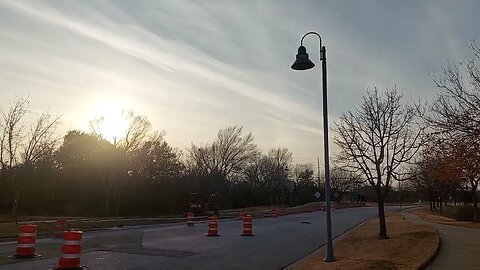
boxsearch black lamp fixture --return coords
[291,45,315,70]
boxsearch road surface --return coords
[0,206,396,270]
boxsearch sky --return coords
[0,0,479,166]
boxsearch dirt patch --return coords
[292,212,439,270]
[364,259,398,270]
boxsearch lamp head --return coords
[291,45,315,70]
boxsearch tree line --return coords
[408,40,480,223]
[0,103,327,217]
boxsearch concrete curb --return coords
[417,228,441,270]
[395,207,442,270]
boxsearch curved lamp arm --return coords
[300,31,325,61]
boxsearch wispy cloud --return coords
[0,0,478,159]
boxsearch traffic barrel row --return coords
[12,222,88,269]
[203,215,255,237]
[262,208,287,218]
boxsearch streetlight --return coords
[291,31,335,262]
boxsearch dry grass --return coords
[293,212,439,270]
[0,217,188,239]
[410,208,480,229]
[0,221,54,239]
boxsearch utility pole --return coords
[317,157,321,190]
[283,166,288,206]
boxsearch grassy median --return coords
[410,208,480,229]
[293,211,439,270]
[0,218,186,239]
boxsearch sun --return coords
[99,110,129,144]
[86,99,129,144]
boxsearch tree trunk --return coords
[115,192,122,217]
[103,176,116,216]
[105,195,111,216]
[472,193,479,223]
[377,199,388,239]
[104,186,112,216]
[439,197,443,215]
[9,176,21,217]
[115,185,125,217]
[10,193,20,217]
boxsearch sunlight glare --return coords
[85,99,130,144]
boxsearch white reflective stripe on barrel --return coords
[60,253,81,259]
[19,233,36,237]
[17,244,34,248]
[63,240,81,245]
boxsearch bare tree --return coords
[428,40,480,222]
[187,126,258,184]
[428,40,480,135]
[291,163,316,205]
[243,148,293,205]
[330,167,364,203]
[0,97,60,216]
[291,163,315,187]
[89,110,155,215]
[261,148,292,204]
[334,87,422,239]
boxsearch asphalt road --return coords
[0,206,397,270]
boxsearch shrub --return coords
[445,205,474,221]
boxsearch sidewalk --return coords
[401,210,480,270]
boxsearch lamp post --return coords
[291,31,335,262]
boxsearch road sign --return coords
[314,191,321,199]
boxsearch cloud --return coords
[0,0,478,160]
[1,0,324,126]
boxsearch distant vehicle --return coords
[188,192,219,216]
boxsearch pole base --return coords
[324,256,336,262]
[241,234,254,237]
[324,244,336,262]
